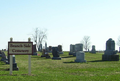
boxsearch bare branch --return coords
[81,36,91,51]
[31,28,47,50]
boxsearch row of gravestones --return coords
[69,38,119,61]
[0,51,19,70]
[38,43,63,54]
[40,47,61,60]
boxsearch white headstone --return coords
[75,51,86,62]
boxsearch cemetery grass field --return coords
[0,51,120,81]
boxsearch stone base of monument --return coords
[13,63,19,70]
[102,54,119,61]
[52,57,61,60]
[59,52,63,54]
[32,52,37,55]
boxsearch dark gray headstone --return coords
[90,45,96,54]
[102,38,119,61]
[32,44,37,55]
[52,47,61,60]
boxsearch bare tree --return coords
[32,28,47,50]
[81,36,91,51]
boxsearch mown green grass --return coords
[0,51,120,81]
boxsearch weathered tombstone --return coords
[73,43,83,56]
[75,51,87,63]
[41,49,46,57]
[32,44,37,55]
[90,45,96,54]
[102,38,119,61]
[12,55,19,70]
[69,44,75,55]
[52,47,61,60]
[58,45,63,54]
[49,46,52,53]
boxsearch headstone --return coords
[32,44,37,55]
[75,43,83,52]
[41,49,46,57]
[102,38,119,61]
[69,44,75,55]
[73,43,83,56]
[58,45,63,54]
[12,55,19,70]
[52,47,61,60]
[90,45,96,54]
[75,51,87,63]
